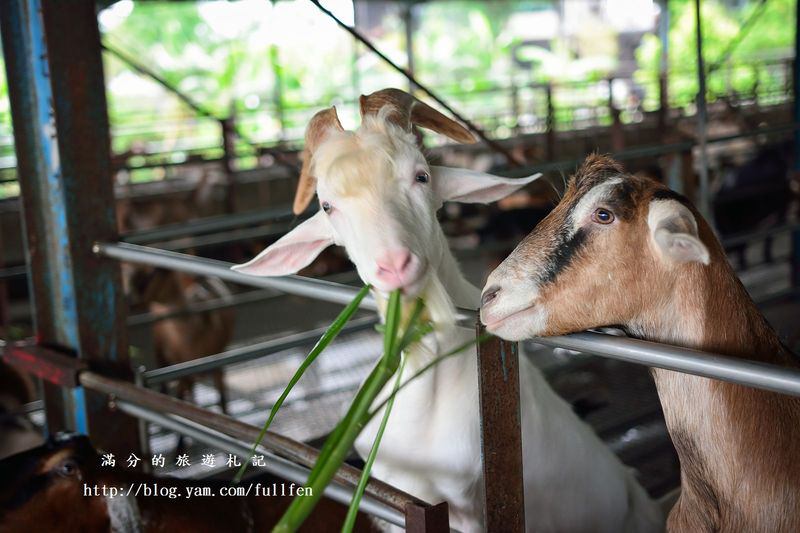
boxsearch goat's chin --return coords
[484,305,548,341]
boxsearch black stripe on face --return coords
[539,226,587,287]
[651,187,692,206]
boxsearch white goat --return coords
[234,89,663,533]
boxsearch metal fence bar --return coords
[142,316,379,385]
[94,241,377,310]
[121,203,301,245]
[534,332,800,397]
[476,326,525,531]
[114,400,406,527]
[95,241,800,396]
[722,222,800,249]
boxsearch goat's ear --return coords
[647,199,710,265]
[231,212,334,276]
[430,166,541,204]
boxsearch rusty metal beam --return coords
[2,341,86,388]
[476,324,525,532]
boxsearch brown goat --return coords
[118,180,235,423]
[137,269,234,415]
[480,155,800,532]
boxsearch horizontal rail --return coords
[504,121,800,179]
[534,332,800,397]
[127,288,281,328]
[114,400,405,527]
[121,203,302,245]
[79,371,426,516]
[142,316,379,384]
[94,241,378,310]
[94,242,800,397]
[721,222,800,249]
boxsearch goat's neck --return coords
[432,232,481,310]
[629,257,790,366]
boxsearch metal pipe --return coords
[534,332,800,397]
[80,370,426,513]
[127,288,282,328]
[721,222,800,249]
[114,400,406,527]
[694,0,711,220]
[94,241,379,310]
[143,316,378,384]
[97,242,800,396]
[121,203,301,245]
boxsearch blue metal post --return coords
[0,0,138,454]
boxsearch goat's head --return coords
[234,88,538,297]
[480,155,712,341]
[0,434,108,530]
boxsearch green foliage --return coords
[634,0,794,109]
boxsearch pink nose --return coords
[375,249,419,289]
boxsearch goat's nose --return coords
[481,285,501,308]
[375,249,418,288]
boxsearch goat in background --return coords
[117,180,235,426]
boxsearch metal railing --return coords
[0,58,793,188]
[94,241,800,398]
[79,370,419,528]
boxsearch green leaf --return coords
[233,284,371,484]
[340,357,406,533]
[273,290,404,532]
[367,333,493,421]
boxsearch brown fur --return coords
[144,270,234,415]
[118,187,236,423]
[502,155,800,532]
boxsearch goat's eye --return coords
[57,459,78,478]
[321,201,332,214]
[415,172,429,184]
[592,208,615,224]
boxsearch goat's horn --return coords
[293,107,344,215]
[359,88,476,145]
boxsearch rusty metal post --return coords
[546,83,556,159]
[510,83,520,136]
[658,73,669,130]
[221,116,237,213]
[405,502,449,533]
[694,0,711,220]
[476,323,525,532]
[0,0,139,455]
[403,2,416,93]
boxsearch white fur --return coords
[570,178,623,232]
[647,200,710,265]
[235,115,662,532]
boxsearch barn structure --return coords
[0,0,798,531]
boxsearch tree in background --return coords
[635,0,794,110]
